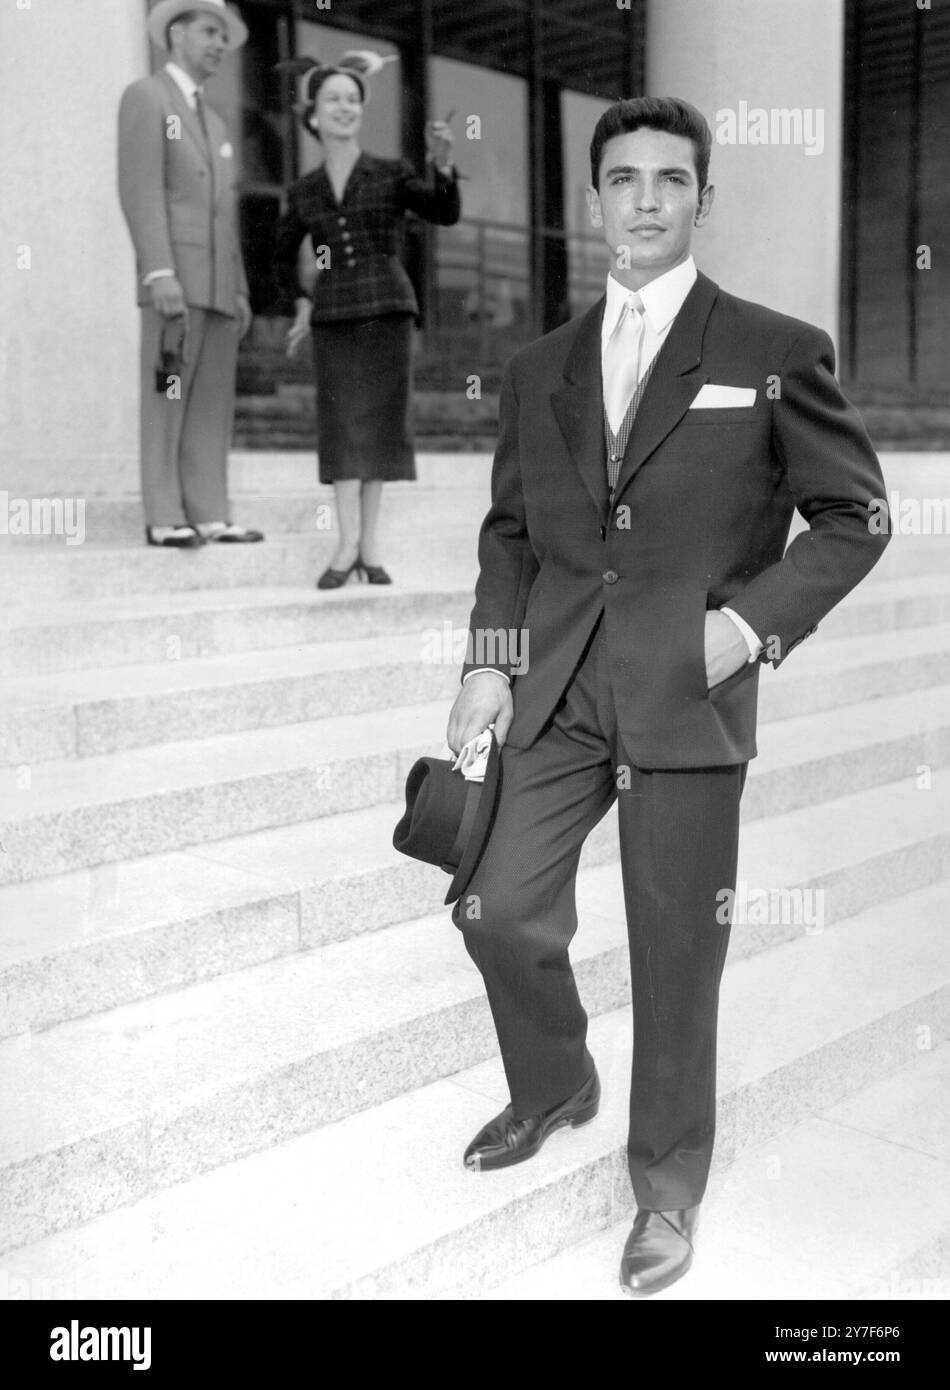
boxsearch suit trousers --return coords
[454,612,746,1210]
[139,306,239,528]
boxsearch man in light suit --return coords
[118,0,262,547]
[446,98,890,1295]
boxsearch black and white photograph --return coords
[1,0,948,1344]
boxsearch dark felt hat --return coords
[393,731,502,906]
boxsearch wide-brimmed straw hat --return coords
[147,1,248,51]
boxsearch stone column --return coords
[646,0,844,339]
[0,0,148,497]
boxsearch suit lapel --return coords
[206,106,233,204]
[551,298,609,519]
[612,272,719,504]
[159,70,212,170]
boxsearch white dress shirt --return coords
[463,256,761,687]
[165,60,201,108]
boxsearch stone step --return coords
[0,486,489,548]
[0,883,945,1288]
[0,631,463,765]
[0,527,479,603]
[3,616,949,767]
[1,519,948,604]
[0,582,477,679]
[1,769,947,1039]
[2,681,950,887]
[484,1042,950,1300]
[4,554,950,684]
[2,458,949,597]
[0,700,442,887]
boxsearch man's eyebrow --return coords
[604,163,694,178]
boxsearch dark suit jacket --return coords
[274,152,460,323]
[117,70,248,315]
[461,271,891,768]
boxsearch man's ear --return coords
[694,182,715,227]
[586,185,604,229]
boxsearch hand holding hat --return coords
[393,729,503,906]
[451,727,493,781]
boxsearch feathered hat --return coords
[275,49,397,109]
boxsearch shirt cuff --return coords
[143,268,175,286]
[720,607,763,662]
[462,667,510,684]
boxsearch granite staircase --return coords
[0,452,948,1300]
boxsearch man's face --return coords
[586,127,714,286]
[171,15,229,83]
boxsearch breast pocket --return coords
[681,408,760,426]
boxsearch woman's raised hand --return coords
[424,117,454,169]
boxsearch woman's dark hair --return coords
[589,97,712,191]
[300,67,366,140]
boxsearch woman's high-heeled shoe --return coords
[358,555,392,585]
[316,557,363,590]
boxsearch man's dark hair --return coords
[589,96,712,191]
[166,11,203,48]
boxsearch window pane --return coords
[561,90,611,314]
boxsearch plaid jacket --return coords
[275,152,461,323]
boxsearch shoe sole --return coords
[465,1099,600,1172]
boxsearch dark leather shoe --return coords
[463,1069,600,1172]
[619,1205,700,1297]
[358,555,392,585]
[145,526,203,549]
[317,558,363,590]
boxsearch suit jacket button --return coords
[603,569,619,584]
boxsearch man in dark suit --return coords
[446,97,890,1296]
[118,0,262,547]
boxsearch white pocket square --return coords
[689,385,756,408]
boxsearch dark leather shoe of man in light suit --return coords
[446,98,890,1296]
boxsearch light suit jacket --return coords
[118,69,248,316]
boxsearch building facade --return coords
[1,0,946,499]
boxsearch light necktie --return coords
[604,292,645,433]
[193,88,212,152]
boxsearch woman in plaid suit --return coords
[276,53,460,588]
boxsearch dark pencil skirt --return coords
[312,312,416,484]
